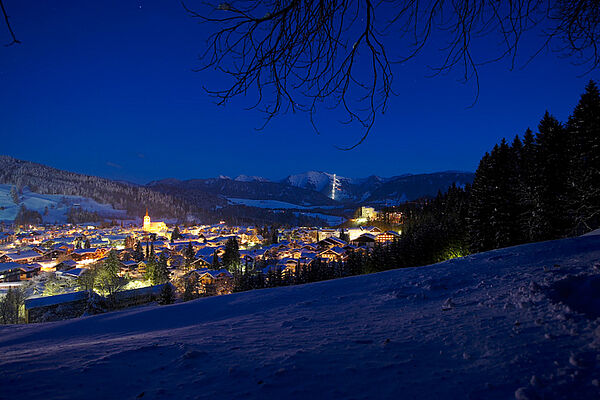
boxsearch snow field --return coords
[1,235,600,399]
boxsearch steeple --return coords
[143,208,151,231]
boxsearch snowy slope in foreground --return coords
[2,236,600,399]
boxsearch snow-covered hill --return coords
[0,184,127,223]
[2,236,600,399]
[283,171,345,192]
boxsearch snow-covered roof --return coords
[0,262,22,273]
[25,291,88,309]
[2,250,42,261]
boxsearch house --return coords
[0,262,41,282]
[0,262,25,282]
[318,246,347,262]
[0,250,43,264]
[112,284,168,309]
[186,269,233,296]
[275,258,300,275]
[375,230,401,244]
[70,248,108,262]
[55,259,78,271]
[356,206,377,221]
[0,231,15,244]
[120,261,143,278]
[318,236,348,250]
[350,233,377,248]
[25,291,90,323]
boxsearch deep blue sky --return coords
[1,1,598,184]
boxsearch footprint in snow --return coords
[442,298,455,311]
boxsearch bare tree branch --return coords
[154,2,600,147]
[1,0,20,46]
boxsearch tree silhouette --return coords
[186,0,600,147]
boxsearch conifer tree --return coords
[211,251,220,270]
[271,228,278,244]
[144,252,157,284]
[183,274,198,301]
[10,186,19,204]
[222,237,241,273]
[339,228,349,242]
[158,283,175,305]
[533,112,569,239]
[155,253,170,285]
[171,226,182,241]
[469,152,496,252]
[95,250,125,301]
[184,242,195,266]
[517,128,538,242]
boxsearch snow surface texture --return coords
[0,184,127,223]
[2,235,600,399]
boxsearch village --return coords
[0,207,402,323]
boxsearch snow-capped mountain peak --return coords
[234,175,271,183]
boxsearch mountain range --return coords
[0,155,474,225]
[151,170,475,205]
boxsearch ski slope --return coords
[1,235,600,399]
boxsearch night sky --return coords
[1,1,598,184]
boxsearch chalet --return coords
[351,233,377,248]
[239,251,256,268]
[120,260,143,278]
[112,284,168,309]
[0,262,24,282]
[318,246,347,262]
[0,250,43,264]
[275,258,300,275]
[187,269,233,296]
[55,259,78,271]
[25,291,90,323]
[362,226,382,234]
[70,248,108,262]
[45,243,73,260]
[318,236,348,250]
[0,262,41,282]
[0,231,15,244]
[19,263,41,280]
[375,230,401,244]
[189,257,211,270]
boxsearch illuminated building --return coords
[143,209,168,234]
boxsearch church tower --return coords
[143,208,151,231]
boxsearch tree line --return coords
[469,80,600,251]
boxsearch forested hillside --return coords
[0,156,194,219]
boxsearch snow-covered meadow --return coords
[227,197,345,226]
[1,234,600,399]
